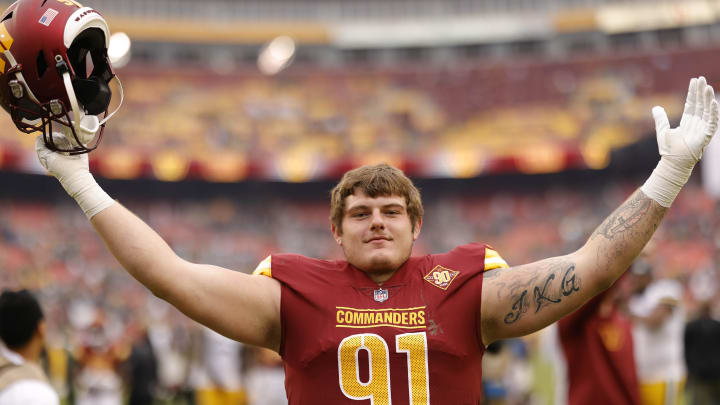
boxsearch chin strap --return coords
[61,69,82,137]
[100,76,124,125]
[60,70,124,147]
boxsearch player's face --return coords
[332,191,421,282]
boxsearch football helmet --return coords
[0,0,123,154]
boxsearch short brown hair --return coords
[330,163,423,234]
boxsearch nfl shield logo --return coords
[374,288,389,303]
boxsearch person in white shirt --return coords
[189,326,246,405]
[245,347,287,405]
[628,260,686,405]
[0,289,60,405]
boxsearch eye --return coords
[351,212,369,218]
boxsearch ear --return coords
[331,223,343,245]
[412,217,423,241]
[36,320,46,340]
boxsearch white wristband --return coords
[640,158,693,208]
[61,171,115,219]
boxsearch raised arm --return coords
[481,77,718,345]
[36,136,281,351]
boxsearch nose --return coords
[370,209,385,230]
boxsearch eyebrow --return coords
[347,203,406,212]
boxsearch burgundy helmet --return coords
[0,0,122,154]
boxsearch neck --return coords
[12,339,42,364]
[368,269,397,285]
[366,259,410,284]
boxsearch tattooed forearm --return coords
[502,260,581,324]
[589,189,667,273]
[593,191,665,240]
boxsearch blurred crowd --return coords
[1,175,719,404]
[5,46,720,181]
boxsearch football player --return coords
[9,1,720,404]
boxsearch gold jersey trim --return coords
[252,255,272,277]
[484,248,509,270]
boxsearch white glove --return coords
[36,134,114,219]
[641,76,719,207]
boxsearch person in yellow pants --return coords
[629,260,686,405]
[193,327,246,405]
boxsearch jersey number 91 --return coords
[338,332,430,405]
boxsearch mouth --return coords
[365,236,392,243]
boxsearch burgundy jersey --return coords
[254,243,508,405]
[558,289,640,405]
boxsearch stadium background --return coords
[1,0,720,404]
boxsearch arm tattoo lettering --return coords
[503,290,528,324]
[561,265,581,296]
[533,273,561,313]
[502,261,581,324]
